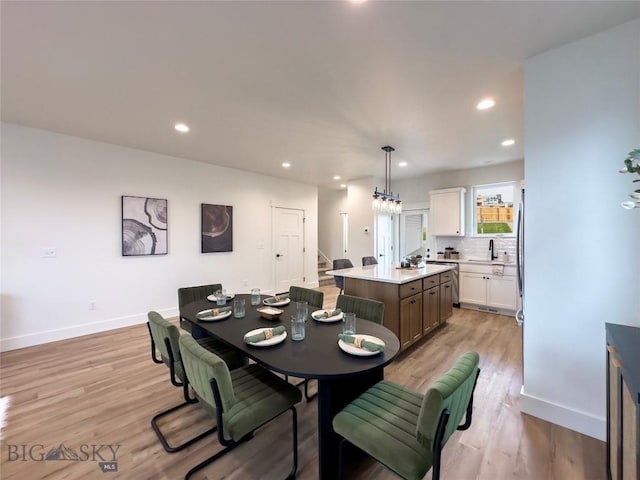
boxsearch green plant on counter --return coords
[620,149,640,209]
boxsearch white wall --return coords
[394,160,524,204]
[317,186,347,262]
[0,123,318,351]
[345,177,377,267]
[523,19,640,440]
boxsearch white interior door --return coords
[376,214,392,264]
[273,207,304,294]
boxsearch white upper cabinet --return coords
[429,188,466,236]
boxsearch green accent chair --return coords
[288,286,324,401]
[336,294,385,325]
[147,311,245,453]
[362,256,378,266]
[332,351,480,480]
[178,283,222,335]
[179,334,302,480]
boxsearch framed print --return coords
[201,204,232,253]
[122,195,168,256]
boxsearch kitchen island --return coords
[326,264,454,351]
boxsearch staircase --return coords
[318,258,334,287]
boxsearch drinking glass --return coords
[233,298,245,318]
[295,301,308,322]
[216,288,227,306]
[343,312,356,334]
[291,315,305,341]
[250,288,261,306]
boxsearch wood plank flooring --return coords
[0,286,605,479]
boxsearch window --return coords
[472,182,517,236]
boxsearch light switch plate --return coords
[42,247,57,258]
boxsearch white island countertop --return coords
[325,263,453,285]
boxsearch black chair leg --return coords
[285,406,298,480]
[151,400,216,453]
[304,380,317,402]
[184,441,241,480]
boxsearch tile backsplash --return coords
[434,236,517,261]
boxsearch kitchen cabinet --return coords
[422,285,440,335]
[400,293,422,349]
[606,323,639,480]
[429,187,466,236]
[342,265,455,352]
[440,280,453,320]
[459,263,517,314]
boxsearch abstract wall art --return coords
[201,204,232,253]
[121,195,168,256]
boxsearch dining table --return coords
[180,293,401,480]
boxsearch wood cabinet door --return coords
[400,294,422,349]
[608,348,621,480]
[486,275,517,310]
[460,272,486,304]
[423,286,440,334]
[440,281,453,320]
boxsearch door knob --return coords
[276,253,283,258]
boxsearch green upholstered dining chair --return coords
[177,283,221,335]
[146,311,245,453]
[332,351,480,480]
[289,285,324,310]
[336,294,385,325]
[178,334,302,480]
[288,286,324,401]
[362,256,378,266]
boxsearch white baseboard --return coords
[520,386,606,441]
[0,307,178,352]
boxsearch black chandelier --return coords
[372,145,402,214]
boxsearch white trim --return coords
[520,386,606,441]
[0,308,178,352]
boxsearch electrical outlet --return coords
[89,301,96,310]
[42,247,57,258]
[242,279,249,287]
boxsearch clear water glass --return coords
[250,288,261,305]
[295,301,308,321]
[233,298,245,318]
[291,315,305,341]
[343,312,356,334]
[216,289,227,306]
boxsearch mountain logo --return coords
[45,444,80,461]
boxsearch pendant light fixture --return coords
[372,145,402,214]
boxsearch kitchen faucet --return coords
[489,239,498,260]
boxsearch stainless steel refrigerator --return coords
[515,187,525,326]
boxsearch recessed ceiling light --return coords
[282,162,291,168]
[333,175,341,180]
[174,123,190,133]
[476,98,495,110]
[501,139,515,147]
[339,184,347,188]
[398,161,408,167]
[348,0,367,4]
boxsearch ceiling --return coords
[2,1,639,190]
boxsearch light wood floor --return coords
[0,285,605,479]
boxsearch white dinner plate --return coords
[311,309,344,322]
[196,309,232,322]
[244,328,288,347]
[263,297,291,307]
[338,334,385,357]
[206,293,235,302]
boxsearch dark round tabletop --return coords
[180,294,401,380]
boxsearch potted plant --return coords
[620,149,640,209]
